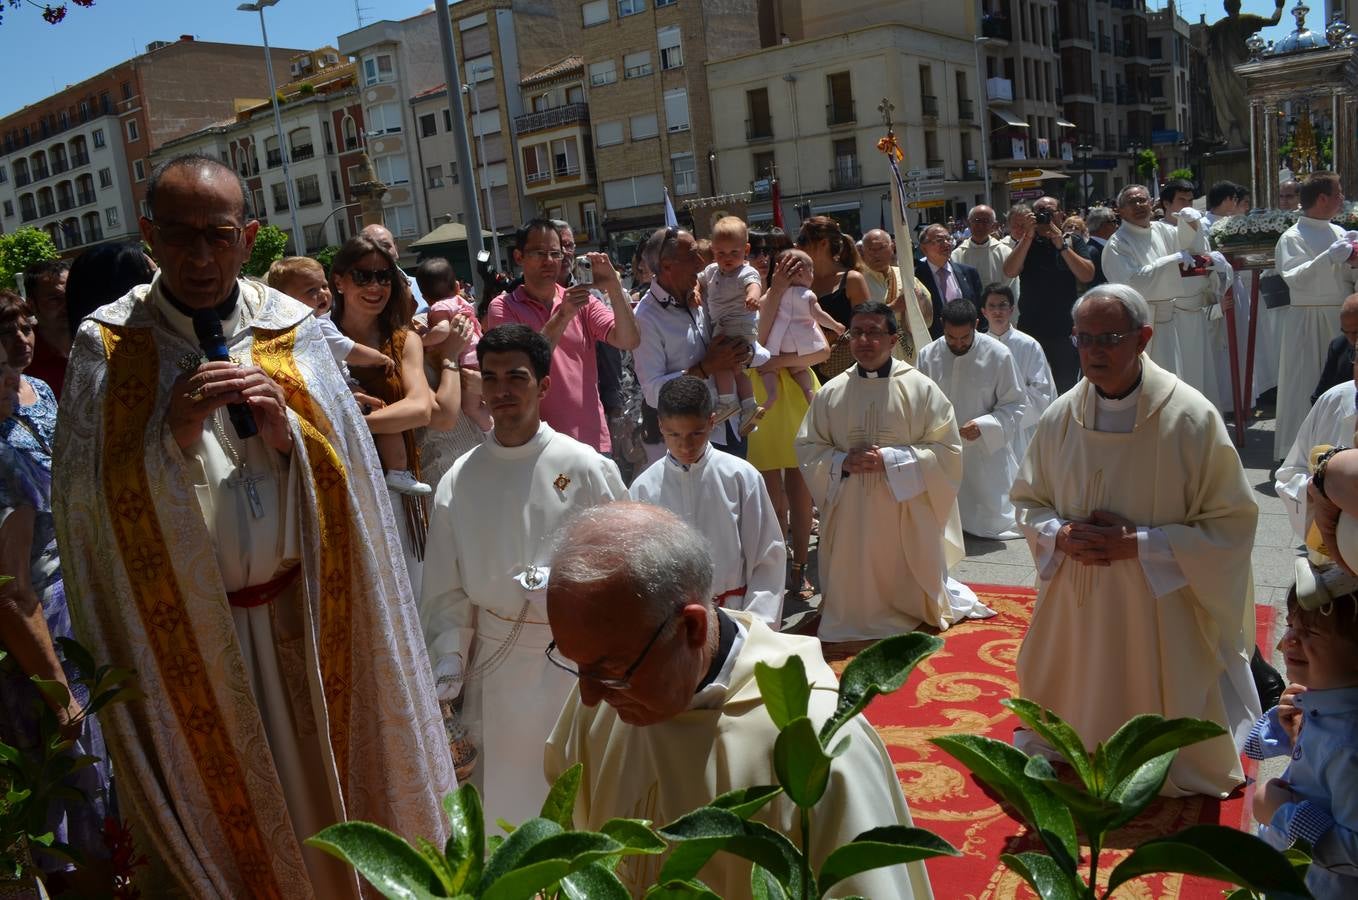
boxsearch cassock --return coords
[992,326,1057,466]
[794,359,994,640]
[420,422,624,830]
[917,332,1027,539]
[1011,356,1261,797]
[629,446,785,627]
[53,278,455,898]
[544,611,934,900]
[1100,219,1220,402]
[1276,380,1357,543]
[1275,217,1358,458]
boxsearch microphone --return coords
[191,309,258,440]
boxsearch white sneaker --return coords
[738,404,766,437]
[712,398,741,426]
[386,469,432,496]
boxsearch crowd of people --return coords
[0,151,1355,898]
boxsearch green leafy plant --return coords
[0,228,59,291]
[312,245,341,275]
[297,83,316,96]
[1134,149,1158,182]
[243,224,290,278]
[1167,168,1195,183]
[932,699,1313,899]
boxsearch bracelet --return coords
[442,359,461,372]
[1313,446,1348,500]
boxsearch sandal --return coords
[788,561,816,602]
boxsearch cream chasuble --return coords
[1011,357,1261,797]
[918,331,1027,539]
[53,277,454,899]
[952,237,1018,307]
[420,423,625,830]
[795,360,993,640]
[1276,380,1358,542]
[629,446,786,627]
[1101,219,1220,402]
[545,612,934,900]
[1274,217,1358,458]
[992,326,1056,466]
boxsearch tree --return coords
[244,224,290,278]
[0,227,59,291]
[1,0,96,26]
[1167,168,1195,183]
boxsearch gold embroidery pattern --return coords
[252,328,355,794]
[98,324,282,900]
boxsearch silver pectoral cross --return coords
[228,466,267,519]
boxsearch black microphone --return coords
[191,309,258,440]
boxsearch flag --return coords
[882,139,930,363]
[663,187,678,228]
[771,176,785,231]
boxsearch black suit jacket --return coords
[1086,237,1107,287]
[1313,335,1355,405]
[915,258,985,338]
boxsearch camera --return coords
[1034,209,1052,226]
[573,255,594,286]
[475,249,513,296]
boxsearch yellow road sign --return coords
[907,199,946,209]
[1010,169,1044,179]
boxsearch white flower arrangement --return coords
[1210,202,1358,248]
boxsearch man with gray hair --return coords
[1083,206,1117,286]
[1011,284,1260,798]
[543,502,933,898]
[952,204,1017,304]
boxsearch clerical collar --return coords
[694,609,738,695]
[668,445,709,472]
[856,359,893,379]
[161,283,240,321]
[1095,370,1143,401]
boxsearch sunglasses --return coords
[346,267,395,287]
[146,219,243,249]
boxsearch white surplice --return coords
[1101,219,1220,402]
[629,446,786,627]
[420,422,625,830]
[1276,380,1358,542]
[918,332,1027,539]
[1012,356,1261,797]
[1274,217,1358,458]
[992,326,1057,467]
[795,360,994,640]
[952,236,1018,305]
[545,612,934,900]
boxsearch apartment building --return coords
[1146,0,1199,178]
[151,47,369,253]
[0,35,298,253]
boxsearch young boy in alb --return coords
[628,375,786,627]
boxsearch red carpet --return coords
[856,584,1273,900]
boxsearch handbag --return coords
[815,330,856,380]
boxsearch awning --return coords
[990,108,1029,128]
[1057,118,1077,128]
[410,222,497,249]
[812,201,862,214]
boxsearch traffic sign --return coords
[1010,168,1044,180]
[905,166,945,180]
[1009,187,1043,200]
[907,199,946,209]
[1008,178,1043,190]
[903,187,945,201]
[1079,173,1094,189]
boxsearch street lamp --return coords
[462,69,500,267]
[1075,142,1094,210]
[973,36,993,207]
[237,0,303,251]
[707,148,717,194]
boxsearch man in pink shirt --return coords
[487,219,640,452]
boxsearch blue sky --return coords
[0,0,1310,119]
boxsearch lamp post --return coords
[1075,141,1094,210]
[434,0,487,298]
[973,35,993,207]
[237,0,303,251]
[707,148,717,194]
[462,68,499,267]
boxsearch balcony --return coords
[37,200,55,217]
[513,103,590,136]
[553,162,581,178]
[20,207,36,223]
[84,223,103,244]
[58,196,73,212]
[1098,35,1111,52]
[1101,86,1115,103]
[291,144,315,162]
[51,158,68,175]
[959,99,974,121]
[71,151,90,168]
[266,149,283,168]
[76,190,95,206]
[926,158,945,170]
[31,164,49,181]
[829,163,861,191]
[344,136,359,151]
[274,199,289,213]
[750,179,771,200]
[921,95,939,118]
[525,170,552,185]
[826,101,855,128]
[746,118,773,141]
[15,172,30,188]
[981,15,1011,40]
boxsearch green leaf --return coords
[0,741,20,765]
[1002,699,1096,791]
[1021,755,1125,841]
[478,818,562,891]
[415,837,458,896]
[820,633,942,744]
[1103,752,1177,830]
[442,786,484,893]
[773,717,842,808]
[931,734,1078,868]
[560,862,631,900]
[817,826,960,893]
[710,785,784,820]
[1094,716,1225,794]
[599,818,667,855]
[28,676,69,712]
[481,832,622,900]
[645,880,722,899]
[540,763,582,829]
[999,852,1088,900]
[750,864,789,899]
[52,637,95,679]
[657,809,800,892]
[1105,825,1312,899]
[306,821,444,900]
[754,655,810,731]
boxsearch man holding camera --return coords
[1003,196,1096,392]
[487,218,640,454]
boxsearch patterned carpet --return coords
[853,584,1269,900]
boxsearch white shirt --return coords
[1276,380,1358,542]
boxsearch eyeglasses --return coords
[346,267,394,287]
[523,249,566,262]
[146,219,243,249]
[544,608,677,691]
[1070,331,1135,349]
[848,327,892,340]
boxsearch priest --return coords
[52,154,454,898]
[1276,353,1358,544]
[794,301,993,640]
[543,502,934,899]
[1012,284,1261,797]
[420,323,625,831]
[952,204,1017,308]
[981,284,1056,466]
[918,299,1027,539]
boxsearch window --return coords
[296,174,321,207]
[624,51,652,79]
[121,81,132,100]
[464,56,494,84]
[342,115,359,150]
[658,26,683,70]
[588,60,617,87]
[105,206,119,228]
[630,112,658,140]
[656,0,674,6]
[330,170,342,201]
[427,164,444,188]
[581,201,598,241]
[271,181,289,213]
[443,109,452,132]
[289,127,314,161]
[551,138,579,176]
[582,0,609,26]
[522,144,549,183]
[618,0,645,16]
[663,89,689,132]
[366,102,403,135]
[125,119,139,142]
[385,203,417,236]
[98,167,112,188]
[746,88,771,139]
[303,223,326,252]
[420,113,438,138]
[602,173,663,209]
[672,152,696,195]
[251,188,265,219]
[373,154,410,185]
[596,120,623,147]
[323,120,334,154]
[362,53,395,86]
[826,71,854,125]
[265,135,282,168]
[133,159,145,181]
[2,201,11,218]
[752,150,775,181]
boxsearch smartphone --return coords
[574,255,593,285]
